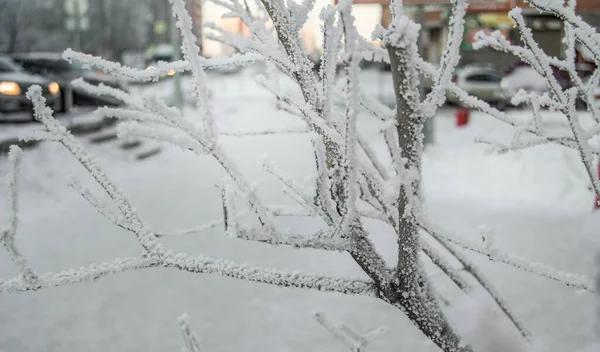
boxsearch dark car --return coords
[12,52,127,111]
[0,54,61,117]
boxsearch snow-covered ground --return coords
[0,107,98,142]
[0,69,598,352]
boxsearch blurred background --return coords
[2,0,600,65]
[0,0,599,120]
[0,0,151,65]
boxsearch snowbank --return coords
[0,71,598,352]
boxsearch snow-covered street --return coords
[0,69,598,352]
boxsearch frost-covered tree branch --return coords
[419,220,596,294]
[1,251,377,296]
[26,86,164,255]
[421,0,466,118]
[3,0,598,351]
[0,146,39,289]
[0,85,378,299]
[179,314,202,352]
[63,49,264,82]
[315,312,386,352]
[473,5,600,204]
[425,229,532,340]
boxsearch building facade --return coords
[348,0,600,69]
[172,0,600,60]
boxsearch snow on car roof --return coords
[458,63,497,72]
[455,64,502,77]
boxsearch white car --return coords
[499,66,549,102]
[448,65,506,109]
[500,63,591,109]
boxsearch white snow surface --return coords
[0,69,599,351]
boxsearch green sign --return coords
[462,13,515,51]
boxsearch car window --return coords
[31,58,85,73]
[485,74,502,83]
[16,60,40,71]
[466,73,502,83]
[465,74,487,82]
[0,56,23,72]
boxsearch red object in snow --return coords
[456,108,470,127]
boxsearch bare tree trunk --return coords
[387,42,470,352]
[389,46,423,292]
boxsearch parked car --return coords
[447,65,506,108]
[499,65,548,103]
[0,54,61,117]
[12,52,127,110]
[500,61,593,109]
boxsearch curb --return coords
[0,117,118,157]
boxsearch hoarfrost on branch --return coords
[1,0,599,351]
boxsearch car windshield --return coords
[40,58,85,73]
[0,56,23,72]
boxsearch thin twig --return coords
[419,220,596,294]
[1,253,378,297]
[0,146,39,287]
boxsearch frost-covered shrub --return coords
[1,0,600,351]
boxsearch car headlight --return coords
[167,69,176,76]
[48,82,60,96]
[500,79,509,90]
[0,81,22,96]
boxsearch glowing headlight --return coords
[0,81,22,96]
[167,69,176,76]
[48,82,60,96]
[146,66,156,70]
[500,79,509,90]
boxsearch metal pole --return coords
[99,0,107,57]
[417,4,434,145]
[73,0,82,51]
[169,7,183,110]
[191,0,203,52]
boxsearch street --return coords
[0,82,169,162]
